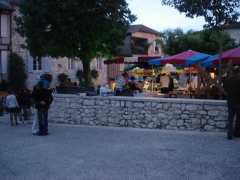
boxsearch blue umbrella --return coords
[148,57,165,65]
[202,55,219,68]
[186,52,212,65]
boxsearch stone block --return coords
[177,120,184,126]
[133,102,145,108]
[204,125,215,131]
[83,100,95,106]
[185,105,199,111]
[208,110,219,116]
[216,122,227,129]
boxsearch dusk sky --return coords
[127,0,206,32]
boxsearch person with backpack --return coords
[32,79,53,136]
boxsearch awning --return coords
[186,53,212,65]
[161,50,199,65]
[104,56,162,65]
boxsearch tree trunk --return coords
[82,59,92,86]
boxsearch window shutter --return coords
[27,53,33,72]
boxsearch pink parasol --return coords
[161,50,199,65]
[214,47,240,65]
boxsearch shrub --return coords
[91,69,99,80]
[7,53,27,91]
[57,73,68,87]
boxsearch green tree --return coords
[7,53,27,91]
[162,0,240,28]
[16,0,136,86]
[161,29,237,55]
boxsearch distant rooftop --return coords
[128,24,160,36]
[222,22,240,30]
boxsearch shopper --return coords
[17,88,32,123]
[116,72,128,96]
[32,80,53,136]
[223,66,240,139]
[6,91,19,126]
[160,73,170,93]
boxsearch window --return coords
[68,59,74,70]
[131,37,149,55]
[33,58,42,71]
[96,58,102,70]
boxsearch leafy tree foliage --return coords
[161,29,237,55]
[162,0,240,28]
[7,53,27,91]
[16,0,136,85]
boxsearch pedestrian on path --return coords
[6,91,19,126]
[31,85,39,135]
[223,66,240,140]
[32,79,53,136]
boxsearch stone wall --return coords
[49,94,228,132]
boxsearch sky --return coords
[127,0,206,32]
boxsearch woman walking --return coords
[6,91,19,126]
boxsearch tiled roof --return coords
[128,24,160,35]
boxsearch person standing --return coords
[115,72,128,96]
[160,73,170,94]
[17,88,32,123]
[32,80,53,136]
[6,91,19,126]
[223,66,240,139]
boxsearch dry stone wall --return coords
[49,94,228,132]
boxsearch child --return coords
[6,91,19,126]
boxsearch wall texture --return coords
[49,94,228,132]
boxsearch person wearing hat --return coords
[32,78,53,136]
[223,66,240,139]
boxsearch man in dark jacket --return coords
[32,80,53,136]
[17,88,32,122]
[223,67,240,139]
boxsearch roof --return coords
[128,24,160,36]
[0,1,13,11]
[222,22,240,30]
[10,0,23,6]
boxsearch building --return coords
[107,24,163,80]
[0,1,12,80]
[223,22,240,45]
[0,0,107,89]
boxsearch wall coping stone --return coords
[54,94,227,106]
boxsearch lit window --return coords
[68,59,74,70]
[33,58,42,70]
[97,58,102,70]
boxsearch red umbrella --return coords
[213,47,240,65]
[161,50,199,65]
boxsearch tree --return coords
[16,0,136,86]
[161,29,237,55]
[7,53,27,91]
[162,0,240,28]
[91,69,99,80]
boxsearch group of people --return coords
[114,72,143,96]
[5,75,53,136]
[108,71,199,96]
[5,89,31,126]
